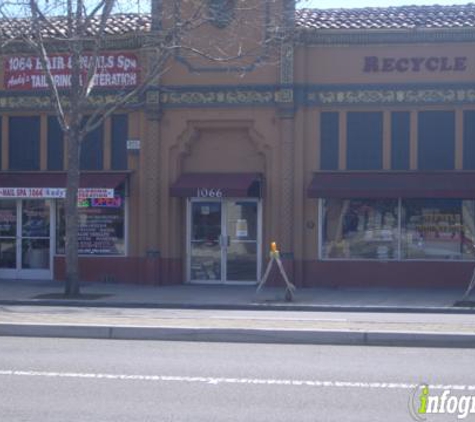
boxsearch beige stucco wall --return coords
[4,6,475,285]
[295,42,475,85]
[154,108,281,266]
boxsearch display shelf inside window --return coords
[322,199,399,260]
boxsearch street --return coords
[1,337,474,421]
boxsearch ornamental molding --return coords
[160,84,475,107]
[173,2,272,73]
[306,84,475,106]
[297,28,475,46]
[207,0,236,29]
[159,87,276,107]
[171,119,272,177]
[3,83,475,110]
[0,91,142,111]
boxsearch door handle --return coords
[219,235,230,248]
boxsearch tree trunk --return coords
[64,35,83,298]
[64,128,81,297]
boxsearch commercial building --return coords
[1,2,475,287]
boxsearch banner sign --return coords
[0,187,114,199]
[363,55,468,74]
[4,53,139,90]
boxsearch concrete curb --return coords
[1,323,475,348]
[0,299,474,314]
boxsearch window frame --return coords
[55,195,128,257]
[318,197,475,262]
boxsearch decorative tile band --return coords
[297,28,475,46]
[307,87,475,106]
[159,88,276,107]
[0,92,142,111]
[2,84,475,111]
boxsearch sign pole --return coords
[256,242,296,302]
[462,266,475,300]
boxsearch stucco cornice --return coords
[1,34,147,55]
[296,27,475,45]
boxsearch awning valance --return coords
[170,173,262,198]
[307,171,475,199]
[0,171,129,199]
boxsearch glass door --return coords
[0,199,53,280]
[188,199,261,284]
[189,201,223,282]
[226,200,260,283]
[0,201,18,277]
[20,200,51,278]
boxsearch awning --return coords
[0,171,129,198]
[307,171,475,198]
[170,173,262,198]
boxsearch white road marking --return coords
[0,369,474,391]
[208,316,348,322]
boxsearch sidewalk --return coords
[0,279,473,312]
[0,279,474,347]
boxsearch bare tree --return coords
[0,0,288,296]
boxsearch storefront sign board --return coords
[4,53,139,90]
[127,139,141,150]
[0,187,114,199]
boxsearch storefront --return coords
[3,2,475,288]
[170,173,263,284]
[0,199,53,279]
[0,172,129,280]
[305,172,475,287]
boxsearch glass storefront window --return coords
[0,201,17,268]
[0,201,16,237]
[21,200,50,269]
[321,198,475,261]
[322,199,399,259]
[402,199,475,260]
[56,196,125,255]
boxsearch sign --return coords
[0,187,114,199]
[196,188,223,198]
[363,56,468,74]
[91,197,123,208]
[415,212,462,241]
[77,207,123,255]
[4,53,139,90]
[236,219,248,237]
[126,139,141,150]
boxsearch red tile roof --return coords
[2,4,475,40]
[0,13,151,39]
[296,4,475,30]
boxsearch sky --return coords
[299,0,472,9]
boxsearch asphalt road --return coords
[1,337,474,422]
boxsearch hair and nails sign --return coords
[0,188,114,199]
[4,53,139,90]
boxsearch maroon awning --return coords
[170,173,262,198]
[0,171,129,188]
[307,171,475,198]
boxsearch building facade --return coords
[1,2,475,287]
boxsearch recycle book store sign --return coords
[4,53,139,90]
